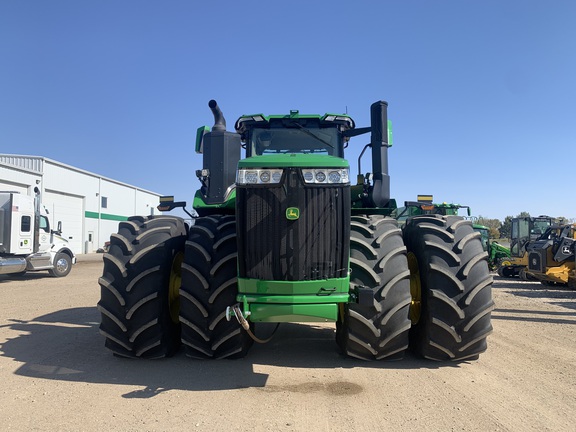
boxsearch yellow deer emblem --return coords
[286,207,300,220]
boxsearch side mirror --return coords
[52,221,62,235]
[157,196,195,219]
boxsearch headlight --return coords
[302,168,350,184]
[328,171,341,183]
[237,169,283,185]
[259,171,270,183]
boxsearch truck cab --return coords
[0,191,76,277]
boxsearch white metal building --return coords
[0,154,162,255]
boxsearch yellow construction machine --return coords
[525,223,576,288]
[498,216,552,279]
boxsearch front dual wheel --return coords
[336,216,412,360]
[179,215,253,359]
[337,214,494,362]
[98,214,252,359]
[98,214,493,362]
[98,216,187,358]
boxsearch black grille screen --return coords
[237,169,350,281]
[528,250,544,273]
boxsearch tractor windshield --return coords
[531,219,551,237]
[250,127,342,157]
[475,226,490,252]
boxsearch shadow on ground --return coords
[0,306,464,397]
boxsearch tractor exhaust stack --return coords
[370,101,390,207]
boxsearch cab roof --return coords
[234,110,355,136]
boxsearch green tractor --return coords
[473,225,511,271]
[98,100,494,361]
[394,196,471,223]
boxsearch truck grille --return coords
[236,168,350,281]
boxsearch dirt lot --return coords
[1,256,575,432]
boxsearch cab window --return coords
[40,216,50,233]
[21,216,31,232]
[250,127,342,157]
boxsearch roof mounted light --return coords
[320,113,355,130]
[235,114,269,134]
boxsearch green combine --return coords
[98,100,494,361]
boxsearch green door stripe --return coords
[85,211,129,221]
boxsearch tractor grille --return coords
[236,168,350,281]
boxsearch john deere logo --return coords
[286,207,300,220]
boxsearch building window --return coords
[21,215,31,232]
[101,196,108,209]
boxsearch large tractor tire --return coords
[403,215,494,361]
[179,215,253,359]
[97,216,187,358]
[336,216,412,360]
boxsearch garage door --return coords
[43,190,84,255]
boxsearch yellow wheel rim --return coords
[407,252,422,325]
[168,251,184,325]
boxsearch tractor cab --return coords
[509,216,553,258]
[235,111,354,158]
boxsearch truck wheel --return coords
[403,215,494,361]
[97,216,187,358]
[179,215,253,359]
[336,216,412,360]
[48,252,72,277]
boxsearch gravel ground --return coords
[1,257,574,431]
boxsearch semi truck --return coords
[0,191,75,277]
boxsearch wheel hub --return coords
[56,257,69,272]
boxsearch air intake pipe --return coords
[209,99,226,131]
[197,100,241,207]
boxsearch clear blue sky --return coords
[1,1,574,222]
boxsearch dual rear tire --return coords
[403,215,494,360]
